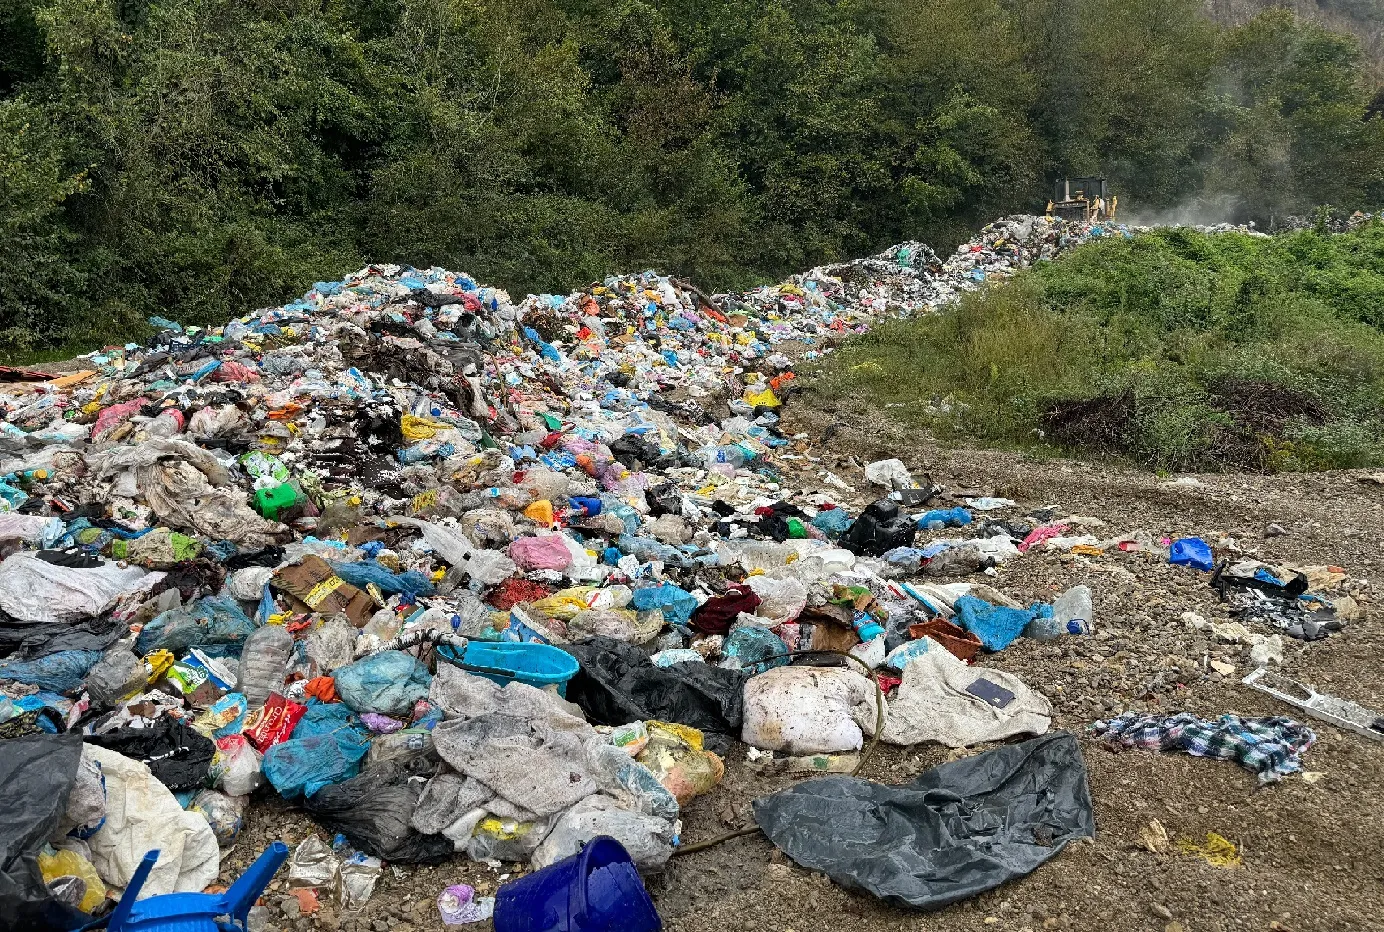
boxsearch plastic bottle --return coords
[1054,584,1093,635]
[852,610,885,642]
[237,624,294,709]
[699,443,755,469]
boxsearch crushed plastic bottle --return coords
[237,624,295,709]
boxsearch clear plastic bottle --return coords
[237,624,294,708]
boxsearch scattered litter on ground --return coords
[0,211,1364,927]
[1176,832,1243,868]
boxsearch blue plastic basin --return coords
[493,836,661,932]
[436,641,580,697]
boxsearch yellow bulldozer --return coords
[1047,177,1116,222]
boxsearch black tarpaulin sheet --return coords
[752,732,1095,910]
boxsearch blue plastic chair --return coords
[102,841,288,932]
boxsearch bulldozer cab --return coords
[1048,177,1112,222]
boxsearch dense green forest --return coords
[2,0,1383,357]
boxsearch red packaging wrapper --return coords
[243,692,307,752]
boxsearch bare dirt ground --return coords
[232,394,1384,932]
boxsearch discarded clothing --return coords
[881,640,1051,748]
[1091,712,1316,783]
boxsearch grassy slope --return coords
[807,221,1384,472]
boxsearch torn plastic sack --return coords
[38,847,105,914]
[742,665,883,754]
[304,758,453,864]
[560,636,748,734]
[87,717,217,792]
[530,796,675,872]
[85,743,221,897]
[0,552,151,623]
[211,735,264,796]
[752,732,1095,910]
[334,650,432,717]
[393,518,517,586]
[188,789,246,846]
[0,733,89,931]
[628,582,698,626]
[954,596,1051,652]
[743,575,808,625]
[635,721,724,803]
[262,701,372,798]
[721,624,790,674]
[134,595,256,658]
[881,641,1051,748]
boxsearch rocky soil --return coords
[230,394,1384,932]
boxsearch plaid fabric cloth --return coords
[1092,712,1316,784]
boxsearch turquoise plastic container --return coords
[436,641,580,697]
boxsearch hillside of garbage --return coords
[0,213,1367,930]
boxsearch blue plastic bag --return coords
[811,508,854,538]
[329,560,435,597]
[333,651,433,717]
[629,582,698,625]
[262,702,371,798]
[954,597,1052,653]
[0,650,103,694]
[723,625,790,674]
[1169,537,1214,572]
[916,507,972,529]
[135,595,256,657]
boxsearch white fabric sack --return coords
[0,552,150,622]
[84,744,220,897]
[882,640,1051,748]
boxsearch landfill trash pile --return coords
[725,214,1135,325]
[0,212,1362,927]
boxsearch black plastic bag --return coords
[0,615,123,660]
[753,732,1095,910]
[559,637,748,735]
[0,733,88,932]
[87,717,215,792]
[304,758,454,864]
[842,499,918,557]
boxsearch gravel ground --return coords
[228,393,1384,932]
